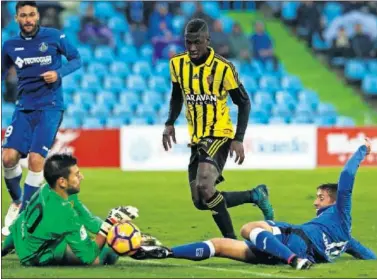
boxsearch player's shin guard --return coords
[221,191,253,208]
[206,192,236,239]
[249,228,296,264]
[171,241,215,261]
[3,164,22,203]
[21,170,44,212]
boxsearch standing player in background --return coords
[162,18,274,240]
[134,139,376,269]
[1,1,82,235]
[1,154,139,266]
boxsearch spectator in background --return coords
[229,23,251,62]
[350,23,374,58]
[131,25,148,48]
[296,1,323,48]
[329,26,352,59]
[40,7,61,29]
[343,1,365,14]
[149,2,173,39]
[211,20,231,58]
[250,21,279,69]
[79,4,114,47]
[190,2,214,30]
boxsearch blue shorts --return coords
[2,110,63,158]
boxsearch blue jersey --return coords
[1,26,81,110]
[299,145,372,262]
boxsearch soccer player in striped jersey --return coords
[162,18,274,239]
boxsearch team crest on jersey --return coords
[207,74,214,86]
[39,42,48,52]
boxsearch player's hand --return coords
[107,206,139,224]
[230,140,245,165]
[162,125,176,151]
[365,138,371,155]
[40,71,58,83]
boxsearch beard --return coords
[19,21,39,36]
[67,185,80,195]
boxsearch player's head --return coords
[15,1,39,36]
[314,183,338,211]
[184,18,210,61]
[44,153,84,195]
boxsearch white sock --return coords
[25,170,44,187]
[249,228,265,244]
[3,164,22,179]
[203,240,216,257]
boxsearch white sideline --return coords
[120,258,308,278]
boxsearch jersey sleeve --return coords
[63,210,100,265]
[336,145,367,225]
[1,43,13,81]
[345,237,376,260]
[56,31,82,78]
[223,63,241,91]
[70,195,103,234]
[169,59,178,83]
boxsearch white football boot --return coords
[2,202,21,236]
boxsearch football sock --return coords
[206,191,237,239]
[1,232,15,257]
[249,228,296,264]
[3,164,22,203]
[221,190,253,208]
[100,246,119,265]
[21,170,44,212]
[171,241,215,261]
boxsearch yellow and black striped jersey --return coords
[169,47,244,144]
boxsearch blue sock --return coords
[21,171,44,212]
[171,241,215,261]
[3,165,22,203]
[250,228,296,264]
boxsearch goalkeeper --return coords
[1,153,139,266]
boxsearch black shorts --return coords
[188,137,231,185]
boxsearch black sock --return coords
[221,190,253,208]
[206,192,236,239]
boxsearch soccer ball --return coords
[107,222,142,256]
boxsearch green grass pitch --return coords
[2,168,377,278]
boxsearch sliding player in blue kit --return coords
[1,1,81,235]
[133,139,376,269]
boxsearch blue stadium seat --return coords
[281,75,302,94]
[314,115,336,127]
[268,116,289,124]
[60,117,81,129]
[298,89,320,110]
[317,102,337,117]
[367,60,377,74]
[142,91,164,110]
[2,103,15,118]
[202,1,221,19]
[2,116,12,128]
[133,61,153,78]
[148,76,169,94]
[129,116,153,125]
[127,75,147,93]
[119,91,141,111]
[97,91,118,109]
[345,60,366,81]
[336,116,356,127]
[66,105,87,119]
[103,76,124,94]
[90,104,111,121]
[81,74,102,92]
[73,92,95,110]
[250,107,269,124]
[109,62,131,78]
[330,57,347,67]
[82,117,105,129]
[62,75,80,94]
[259,75,280,93]
[324,2,343,24]
[70,67,85,82]
[219,16,234,33]
[77,46,93,65]
[264,60,285,77]
[94,46,115,64]
[94,2,115,19]
[155,60,170,78]
[254,91,274,111]
[281,2,299,21]
[295,103,314,119]
[87,62,108,78]
[275,91,297,111]
[63,93,73,108]
[172,15,186,35]
[312,33,330,51]
[106,116,125,128]
[136,104,156,119]
[291,115,313,124]
[240,76,258,95]
[113,104,133,122]
[249,61,264,79]
[63,15,80,31]
[362,75,377,96]
[108,15,129,33]
[272,103,293,122]
[181,2,196,17]
[118,46,139,63]
[139,44,154,62]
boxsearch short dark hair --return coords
[185,18,209,34]
[44,154,77,188]
[317,183,338,201]
[16,1,38,13]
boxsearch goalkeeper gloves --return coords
[99,206,139,237]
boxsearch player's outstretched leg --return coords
[221,184,274,221]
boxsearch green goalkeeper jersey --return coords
[10,184,103,265]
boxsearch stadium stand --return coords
[1,1,361,129]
